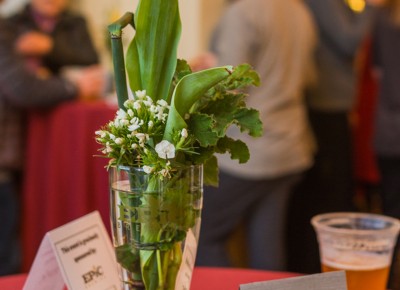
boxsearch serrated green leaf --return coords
[188,113,219,147]
[203,93,246,136]
[217,137,250,164]
[226,63,261,90]
[234,108,263,137]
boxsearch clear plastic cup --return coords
[312,212,400,290]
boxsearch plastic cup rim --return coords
[311,212,400,236]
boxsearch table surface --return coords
[21,100,117,272]
[0,267,299,290]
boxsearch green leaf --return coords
[216,137,250,164]
[115,244,141,273]
[163,66,232,141]
[203,92,246,137]
[234,108,263,137]
[108,12,135,108]
[188,113,219,147]
[225,63,261,90]
[203,155,219,187]
[126,0,182,101]
[140,250,159,290]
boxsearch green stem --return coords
[156,249,163,288]
[108,12,135,109]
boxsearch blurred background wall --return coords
[0,0,226,67]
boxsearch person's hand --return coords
[15,31,53,56]
[189,52,218,72]
[74,65,106,101]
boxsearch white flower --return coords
[135,90,147,99]
[157,99,169,108]
[150,105,158,113]
[124,99,135,109]
[159,169,168,177]
[116,109,127,120]
[132,144,138,149]
[128,124,141,132]
[109,134,116,140]
[181,128,188,139]
[115,138,124,145]
[148,121,154,129]
[155,140,175,159]
[128,117,142,131]
[143,99,153,107]
[143,166,154,174]
[133,101,141,110]
[95,130,107,138]
[127,109,134,117]
[106,142,113,153]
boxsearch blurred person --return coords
[196,0,317,270]
[0,0,104,274]
[287,0,381,274]
[8,0,99,77]
[371,0,400,288]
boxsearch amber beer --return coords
[322,260,389,290]
[312,213,400,290]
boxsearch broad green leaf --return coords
[203,155,219,186]
[188,113,219,147]
[163,66,232,141]
[203,92,246,136]
[126,0,181,101]
[234,108,263,137]
[216,137,250,164]
[140,250,159,290]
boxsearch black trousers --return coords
[286,110,356,274]
[197,170,301,270]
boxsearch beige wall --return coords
[70,0,226,65]
[1,0,227,66]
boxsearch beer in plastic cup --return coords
[312,212,400,290]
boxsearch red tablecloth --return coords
[21,101,117,272]
[0,268,298,289]
[190,267,299,290]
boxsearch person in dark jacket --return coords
[8,0,99,76]
[0,0,104,275]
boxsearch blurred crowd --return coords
[0,0,105,276]
[192,0,400,289]
[1,0,400,289]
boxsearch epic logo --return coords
[82,266,104,284]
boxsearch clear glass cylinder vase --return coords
[109,165,203,290]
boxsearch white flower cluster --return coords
[96,90,190,178]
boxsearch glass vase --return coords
[109,165,203,290]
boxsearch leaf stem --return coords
[108,12,135,109]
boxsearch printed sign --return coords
[240,271,347,290]
[175,229,198,290]
[24,211,120,290]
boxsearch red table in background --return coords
[0,267,299,289]
[21,100,117,272]
[190,267,299,290]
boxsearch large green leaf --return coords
[163,66,232,141]
[126,0,182,101]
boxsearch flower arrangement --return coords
[95,0,262,289]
